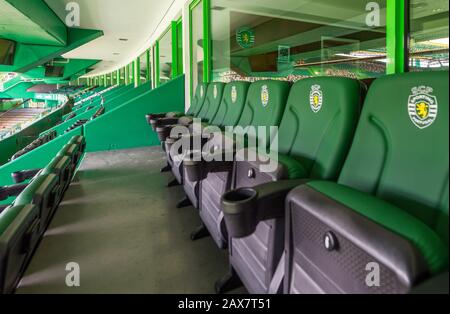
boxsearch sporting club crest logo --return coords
[408,86,438,129]
[261,85,269,107]
[231,86,238,103]
[310,85,323,113]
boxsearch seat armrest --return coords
[0,184,28,201]
[221,179,309,238]
[156,125,178,142]
[146,113,168,123]
[167,133,211,158]
[155,117,182,128]
[11,169,42,184]
[183,149,235,182]
[285,183,445,292]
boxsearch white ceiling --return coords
[44,0,177,76]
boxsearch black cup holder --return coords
[221,188,259,238]
[184,157,204,182]
[150,119,158,130]
[156,126,172,142]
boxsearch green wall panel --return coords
[104,83,151,111]
[84,75,185,152]
[0,128,82,186]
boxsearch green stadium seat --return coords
[178,81,251,208]
[0,204,40,294]
[184,80,291,249]
[219,76,364,294]
[282,71,448,293]
[164,82,226,185]
[146,83,209,133]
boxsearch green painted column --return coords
[146,50,151,83]
[172,21,178,79]
[155,41,160,87]
[203,0,211,83]
[116,69,120,85]
[386,0,407,74]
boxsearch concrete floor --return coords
[16,147,245,294]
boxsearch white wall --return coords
[107,0,192,110]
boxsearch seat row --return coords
[10,130,57,161]
[63,106,106,134]
[0,135,86,294]
[146,71,448,294]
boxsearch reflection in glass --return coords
[211,0,387,82]
[159,29,173,85]
[191,2,204,92]
[409,0,449,71]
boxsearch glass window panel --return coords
[191,2,204,92]
[409,0,449,71]
[211,0,387,82]
[112,71,117,84]
[139,51,149,84]
[119,68,125,85]
[159,29,173,85]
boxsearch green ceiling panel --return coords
[1,0,67,46]
[0,28,103,73]
[0,58,100,98]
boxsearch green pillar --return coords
[146,50,151,83]
[116,69,120,85]
[203,0,211,83]
[155,41,160,87]
[172,21,178,79]
[386,0,407,74]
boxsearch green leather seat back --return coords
[187,83,209,116]
[338,71,449,246]
[210,82,251,127]
[196,83,225,122]
[276,77,362,180]
[235,80,290,145]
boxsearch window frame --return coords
[189,0,211,96]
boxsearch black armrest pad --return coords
[184,149,235,182]
[155,117,181,127]
[11,169,41,184]
[0,184,28,201]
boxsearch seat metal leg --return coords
[160,164,171,173]
[215,268,243,294]
[167,179,180,187]
[176,197,192,208]
[190,223,210,241]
